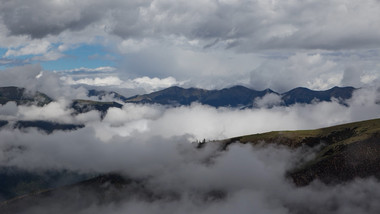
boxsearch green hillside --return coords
[222,118,380,185]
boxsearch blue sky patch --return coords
[42,44,117,71]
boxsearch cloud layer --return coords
[1,1,380,91]
[2,0,380,51]
[1,86,379,169]
[0,80,380,213]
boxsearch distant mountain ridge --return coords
[123,85,275,107]
[0,85,357,112]
[120,85,356,107]
[282,86,355,106]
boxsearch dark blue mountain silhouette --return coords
[122,85,355,107]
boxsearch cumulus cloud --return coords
[2,0,380,51]
[341,66,379,87]
[63,75,182,93]
[16,100,75,123]
[0,64,43,89]
[249,52,380,92]
[1,1,380,90]
[64,76,124,87]
[57,66,117,75]
[0,102,18,116]
[132,76,179,91]
[0,64,90,99]
[0,0,107,39]
[5,40,51,57]
[250,53,341,92]
[117,42,262,89]
[254,93,283,108]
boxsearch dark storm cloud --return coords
[0,0,102,38]
[0,0,150,39]
[2,0,380,50]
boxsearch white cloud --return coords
[254,93,283,108]
[31,50,64,61]
[63,76,123,87]
[0,65,91,100]
[0,102,18,117]
[0,64,43,89]
[5,41,51,57]
[58,66,117,74]
[361,74,379,84]
[249,52,380,92]
[16,99,74,123]
[63,74,182,93]
[118,42,263,89]
[132,76,179,91]
[1,1,380,91]
[1,0,380,51]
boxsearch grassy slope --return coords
[225,118,380,147]
[222,118,380,185]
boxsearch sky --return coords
[0,0,380,94]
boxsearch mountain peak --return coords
[0,86,52,106]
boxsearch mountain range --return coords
[0,85,358,133]
[1,85,357,110]
[92,85,356,107]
